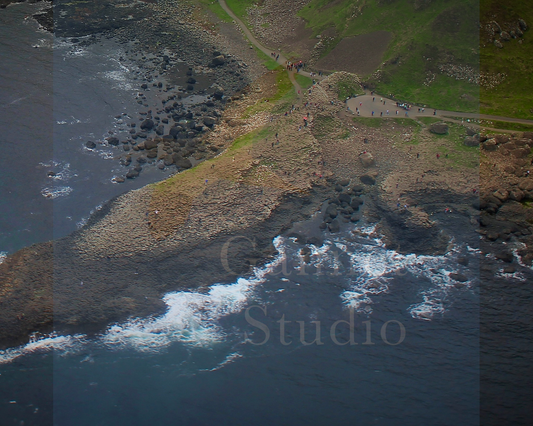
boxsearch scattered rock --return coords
[360,174,376,185]
[210,55,226,67]
[429,122,449,135]
[107,137,120,146]
[359,152,375,167]
[325,204,338,218]
[449,273,468,282]
[328,219,340,233]
[464,135,480,147]
[86,141,96,149]
[140,119,155,130]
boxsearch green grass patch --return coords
[225,0,256,24]
[480,0,533,119]
[229,125,273,152]
[479,120,533,132]
[243,70,294,118]
[253,46,282,71]
[313,115,350,139]
[199,0,232,22]
[417,116,442,125]
[298,0,479,112]
[426,122,479,168]
[335,77,364,100]
[352,117,383,128]
[295,74,314,90]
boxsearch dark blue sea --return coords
[0,2,499,425]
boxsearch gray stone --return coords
[359,152,375,167]
[429,122,449,135]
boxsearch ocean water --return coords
[0,220,481,425]
[0,3,484,425]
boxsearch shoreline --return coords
[1,0,531,351]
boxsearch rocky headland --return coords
[2,0,531,350]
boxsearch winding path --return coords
[218,0,307,100]
[219,0,532,130]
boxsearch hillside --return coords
[480,0,533,119]
[205,0,480,113]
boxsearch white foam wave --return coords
[0,251,7,265]
[40,186,73,199]
[0,238,288,363]
[0,333,86,365]
[306,224,476,319]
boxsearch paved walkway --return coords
[346,93,533,127]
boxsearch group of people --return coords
[285,60,305,72]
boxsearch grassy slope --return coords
[480,0,533,119]
[298,0,479,112]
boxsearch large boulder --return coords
[429,122,449,135]
[144,139,159,150]
[203,116,216,127]
[511,147,530,158]
[360,174,376,185]
[210,55,226,67]
[519,18,528,31]
[463,135,480,147]
[175,157,192,169]
[328,219,340,233]
[482,139,498,151]
[359,152,375,167]
[325,204,338,218]
[500,31,511,41]
[106,136,120,146]
[213,87,224,100]
[140,119,155,130]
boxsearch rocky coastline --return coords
[2,0,532,351]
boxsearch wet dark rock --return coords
[126,169,139,179]
[325,204,338,218]
[328,219,340,233]
[140,119,154,130]
[86,141,96,149]
[107,137,120,146]
[163,155,174,166]
[137,155,147,164]
[457,256,469,266]
[495,251,514,263]
[449,273,468,282]
[338,193,351,204]
[155,125,165,136]
[203,116,216,127]
[175,157,192,169]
